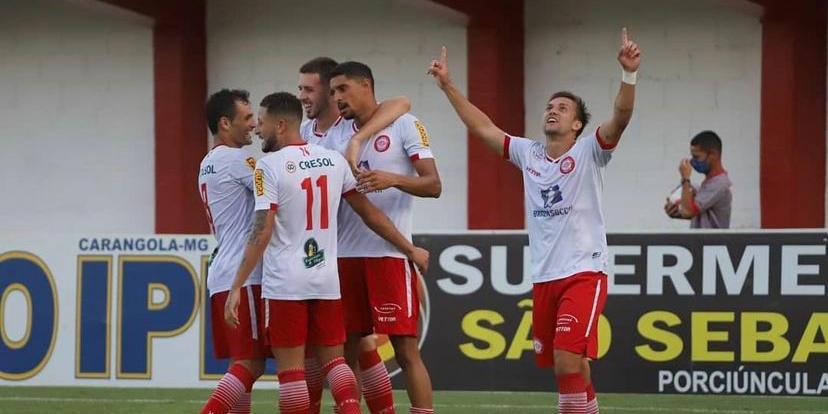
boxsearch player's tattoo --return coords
[246,210,268,246]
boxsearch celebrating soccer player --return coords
[198,89,268,414]
[429,28,641,414]
[334,61,442,414]
[298,56,412,414]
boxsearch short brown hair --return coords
[299,57,339,86]
[549,91,590,137]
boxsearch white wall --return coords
[0,0,155,234]
[525,0,763,230]
[207,0,469,231]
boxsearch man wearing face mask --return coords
[664,130,732,228]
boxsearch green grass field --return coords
[0,387,825,413]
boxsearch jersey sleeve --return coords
[230,153,256,191]
[337,153,358,197]
[399,115,434,162]
[504,135,536,169]
[253,160,279,212]
[586,128,615,167]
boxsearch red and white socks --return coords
[228,392,251,414]
[557,373,589,414]
[305,357,324,414]
[585,382,599,414]
[323,357,361,414]
[359,350,396,413]
[409,407,434,414]
[279,368,310,414]
[200,363,256,414]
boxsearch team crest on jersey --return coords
[303,238,325,268]
[374,135,391,153]
[414,120,430,147]
[245,157,256,170]
[560,156,576,174]
[254,169,264,196]
[286,161,297,174]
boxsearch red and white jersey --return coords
[198,145,263,296]
[300,116,350,152]
[337,113,434,258]
[254,143,358,300]
[505,130,615,283]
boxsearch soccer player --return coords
[428,29,641,414]
[299,56,411,414]
[198,89,267,414]
[331,62,441,414]
[225,92,430,414]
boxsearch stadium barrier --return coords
[0,232,826,395]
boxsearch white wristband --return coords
[622,70,637,85]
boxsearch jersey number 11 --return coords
[301,175,329,230]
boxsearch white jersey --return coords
[300,116,349,152]
[505,130,614,283]
[337,113,434,258]
[198,145,263,296]
[254,143,358,300]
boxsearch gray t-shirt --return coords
[691,173,732,229]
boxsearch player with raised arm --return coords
[298,56,411,414]
[331,62,441,414]
[224,92,429,414]
[428,29,641,414]
[198,89,267,414]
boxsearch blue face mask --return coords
[690,157,710,174]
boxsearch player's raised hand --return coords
[618,27,641,72]
[427,46,451,90]
[409,246,430,274]
[224,288,241,328]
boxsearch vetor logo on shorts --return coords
[556,313,579,333]
[376,270,430,378]
[374,135,391,153]
[374,303,402,315]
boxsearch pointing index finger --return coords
[622,27,628,46]
[440,46,447,64]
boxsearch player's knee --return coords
[390,336,421,369]
[552,349,583,375]
[234,359,265,379]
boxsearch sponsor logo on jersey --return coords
[560,156,576,174]
[534,185,572,218]
[286,161,297,174]
[541,185,563,208]
[302,238,325,268]
[245,157,256,170]
[299,157,334,170]
[414,120,430,147]
[254,169,264,196]
[374,135,391,153]
[357,160,370,171]
[199,165,215,176]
